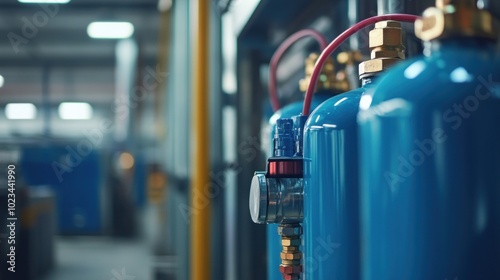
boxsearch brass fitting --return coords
[280,264,302,274]
[299,53,350,93]
[337,51,363,65]
[282,237,301,247]
[415,0,497,42]
[280,252,302,260]
[359,21,405,79]
[279,224,303,279]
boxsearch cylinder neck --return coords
[361,76,378,87]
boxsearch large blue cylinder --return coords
[267,91,336,280]
[303,83,372,279]
[359,39,500,279]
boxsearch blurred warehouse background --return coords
[0,0,445,280]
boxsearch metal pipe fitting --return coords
[278,224,303,280]
[359,21,406,79]
[415,0,497,41]
[299,53,350,93]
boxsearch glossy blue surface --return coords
[303,85,368,279]
[267,91,334,280]
[359,40,500,280]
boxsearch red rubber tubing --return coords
[302,14,421,116]
[269,29,328,112]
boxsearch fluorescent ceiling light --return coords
[18,0,71,3]
[87,22,134,39]
[5,103,37,120]
[58,102,93,120]
[0,75,4,88]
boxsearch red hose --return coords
[302,14,420,116]
[269,29,328,112]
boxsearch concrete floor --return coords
[42,237,152,280]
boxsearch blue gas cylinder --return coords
[302,20,408,279]
[302,84,367,279]
[359,6,500,280]
[267,90,338,280]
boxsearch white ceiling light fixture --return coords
[58,102,93,120]
[87,22,135,39]
[0,75,4,88]
[18,0,71,3]
[5,103,37,120]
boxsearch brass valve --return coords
[359,21,406,79]
[337,51,363,66]
[299,53,350,93]
[337,51,363,90]
[415,0,497,41]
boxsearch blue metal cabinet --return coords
[359,40,500,280]
[302,85,369,279]
[20,145,103,235]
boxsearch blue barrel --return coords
[359,38,500,279]
[302,82,375,279]
[267,91,338,280]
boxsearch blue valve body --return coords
[274,118,295,157]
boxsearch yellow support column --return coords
[191,0,210,279]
